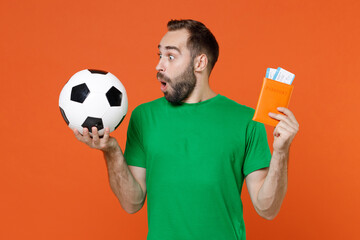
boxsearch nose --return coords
[156,58,165,72]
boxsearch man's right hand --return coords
[73,127,119,153]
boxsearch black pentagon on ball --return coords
[59,107,69,126]
[81,117,104,133]
[88,69,108,75]
[106,86,122,106]
[71,83,90,103]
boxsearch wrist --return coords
[272,148,289,156]
[271,149,289,169]
[103,144,124,168]
[102,138,122,155]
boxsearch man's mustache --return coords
[157,72,171,83]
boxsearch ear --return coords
[193,54,208,73]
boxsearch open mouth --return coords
[160,80,167,91]
[157,72,169,92]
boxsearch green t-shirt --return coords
[124,94,271,240]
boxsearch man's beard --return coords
[157,63,197,104]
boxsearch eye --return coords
[169,55,174,60]
[157,53,162,59]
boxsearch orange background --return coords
[1,0,359,239]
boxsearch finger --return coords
[276,107,299,126]
[92,127,100,145]
[273,127,280,137]
[268,112,293,127]
[273,123,298,145]
[102,127,110,142]
[275,121,296,135]
[82,127,92,143]
[273,125,292,138]
[73,128,83,141]
[268,112,298,130]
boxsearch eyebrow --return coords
[158,45,181,53]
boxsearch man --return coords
[74,19,299,240]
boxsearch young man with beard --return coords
[74,19,299,239]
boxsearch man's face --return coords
[156,29,196,104]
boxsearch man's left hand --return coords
[268,107,299,153]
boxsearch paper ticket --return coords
[265,67,295,85]
[273,67,295,85]
[266,68,277,80]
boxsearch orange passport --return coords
[253,78,294,126]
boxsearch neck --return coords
[182,75,217,103]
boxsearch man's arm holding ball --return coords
[74,127,147,214]
[246,107,299,220]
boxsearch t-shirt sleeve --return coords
[243,120,271,177]
[124,107,146,168]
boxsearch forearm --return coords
[255,150,289,220]
[103,147,146,214]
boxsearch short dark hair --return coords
[167,19,219,73]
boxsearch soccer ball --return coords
[59,69,128,136]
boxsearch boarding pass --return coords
[265,67,295,85]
